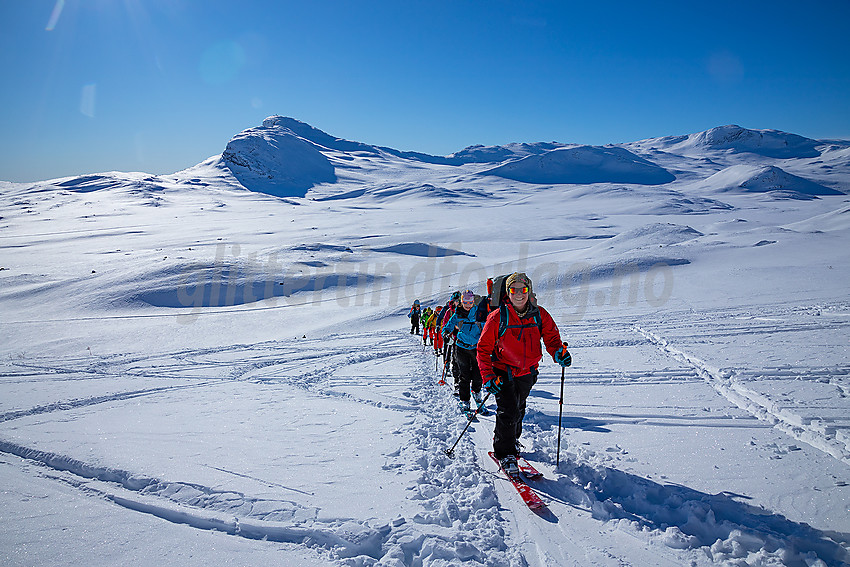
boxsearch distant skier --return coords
[430,306,443,355]
[408,300,421,335]
[420,307,434,345]
[441,289,487,416]
[477,272,571,477]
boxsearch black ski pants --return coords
[493,368,537,460]
[454,345,482,403]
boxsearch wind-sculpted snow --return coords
[594,223,704,254]
[785,205,850,232]
[481,146,676,185]
[703,165,841,196]
[370,243,474,258]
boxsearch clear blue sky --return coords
[2,0,849,182]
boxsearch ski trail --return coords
[635,324,850,464]
[0,382,216,423]
[0,333,421,562]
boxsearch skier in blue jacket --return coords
[442,289,486,413]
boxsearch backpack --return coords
[475,276,501,323]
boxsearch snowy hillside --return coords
[1,118,849,566]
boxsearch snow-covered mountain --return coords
[1,118,849,566]
[210,117,849,200]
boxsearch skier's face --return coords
[508,284,529,310]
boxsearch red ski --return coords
[489,452,546,510]
[517,455,543,480]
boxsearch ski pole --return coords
[556,366,565,469]
[445,391,492,457]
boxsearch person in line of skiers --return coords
[477,272,572,478]
[420,306,434,345]
[430,305,443,355]
[408,300,421,335]
[441,289,488,415]
[438,291,462,392]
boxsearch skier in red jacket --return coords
[477,272,571,476]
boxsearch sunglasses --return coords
[508,286,529,295]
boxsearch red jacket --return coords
[477,302,563,381]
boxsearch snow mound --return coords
[480,146,676,185]
[52,174,124,193]
[313,183,493,203]
[671,125,822,158]
[596,223,704,255]
[111,261,378,309]
[448,141,565,164]
[370,243,474,257]
[785,205,850,232]
[703,165,842,196]
[221,120,337,198]
[569,185,734,214]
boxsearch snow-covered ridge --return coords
[12,118,848,199]
[481,145,676,185]
[213,118,847,197]
[648,125,824,159]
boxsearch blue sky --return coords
[2,0,849,182]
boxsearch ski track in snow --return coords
[3,319,849,566]
[634,309,850,465]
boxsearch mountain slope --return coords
[481,145,676,185]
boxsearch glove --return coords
[555,342,572,367]
[484,374,502,394]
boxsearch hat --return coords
[461,290,475,303]
[450,291,461,301]
[506,272,532,293]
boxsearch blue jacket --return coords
[442,305,483,349]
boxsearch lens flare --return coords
[45,0,65,31]
[80,84,96,118]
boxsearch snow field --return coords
[2,119,850,565]
[459,315,849,566]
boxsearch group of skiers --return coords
[407,272,572,477]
